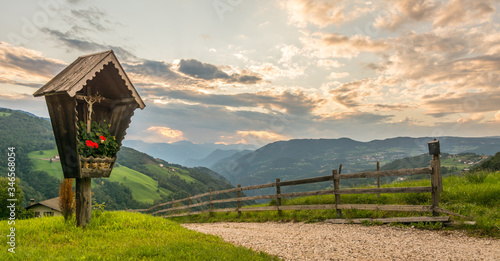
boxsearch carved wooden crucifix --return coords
[83,93,103,132]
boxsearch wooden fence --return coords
[131,151,450,220]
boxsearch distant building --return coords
[26,197,62,217]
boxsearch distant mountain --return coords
[212,137,500,195]
[185,149,253,168]
[123,139,255,166]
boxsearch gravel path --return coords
[182,222,500,260]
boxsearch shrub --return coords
[58,178,75,222]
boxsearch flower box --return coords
[80,155,116,178]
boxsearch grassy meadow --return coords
[171,171,500,238]
[0,211,279,260]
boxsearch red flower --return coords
[86,140,99,149]
[100,135,106,142]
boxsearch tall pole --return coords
[76,177,92,227]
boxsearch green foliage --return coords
[92,179,149,211]
[21,170,60,200]
[77,121,119,158]
[0,177,24,219]
[91,197,106,218]
[463,171,489,184]
[0,212,279,260]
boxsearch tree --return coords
[0,177,24,219]
[59,178,75,222]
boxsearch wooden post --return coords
[431,154,442,216]
[436,155,443,193]
[333,169,341,218]
[237,184,242,216]
[209,189,214,216]
[172,198,175,215]
[276,178,282,216]
[158,203,161,217]
[75,177,92,227]
[377,161,381,198]
[188,195,192,215]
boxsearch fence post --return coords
[276,178,282,216]
[333,169,341,218]
[237,184,242,216]
[158,203,161,217]
[429,139,442,216]
[172,198,175,215]
[209,189,214,217]
[188,195,192,215]
[377,161,381,198]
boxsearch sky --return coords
[1,0,500,147]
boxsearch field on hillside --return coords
[0,212,278,260]
[28,149,168,204]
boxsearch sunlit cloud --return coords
[217,130,291,145]
[278,0,345,28]
[300,32,389,59]
[433,0,495,28]
[0,41,66,84]
[142,126,186,143]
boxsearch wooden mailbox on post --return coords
[33,50,145,227]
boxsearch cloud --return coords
[328,72,349,79]
[433,0,495,27]
[328,79,383,109]
[68,7,113,32]
[44,29,138,61]
[146,87,324,116]
[142,126,186,143]
[278,0,345,28]
[374,0,440,30]
[301,32,389,58]
[217,130,291,145]
[0,42,66,84]
[177,59,262,84]
[423,91,500,116]
[124,60,180,82]
[456,113,485,124]
[317,59,343,68]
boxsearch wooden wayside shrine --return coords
[34,50,145,227]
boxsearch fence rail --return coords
[130,152,444,219]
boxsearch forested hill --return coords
[474,151,500,171]
[0,108,239,210]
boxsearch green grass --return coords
[0,212,279,260]
[171,171,500,238]
[27,149,169,204]
[107,166,170,203]
[0,112,12,117]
